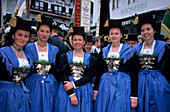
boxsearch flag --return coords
[13,0,28,18]
[161,5,170,39]
[0,16,5,47]
[99,0,110,36]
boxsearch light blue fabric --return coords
[0,81,30,112]
[95,70,131,112]
[133,40,167,63]
[54,51,93,112]
[102,44,135,63]
[133,40,170,112]
[137,70,170,112]
[95,44,135,112]
[25,43,59,112]
[0,46,32,112]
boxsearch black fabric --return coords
[86,34,93,42]
[108,19,122,29]
[57,54,96,96]
[159,45,170,82]
[99,0,110,36]
[48,35,67,56]
[56,54,74,95]
[162,45,170,83]
[71,26,85,36]
[126,34,138,41]
[92,50,139,97]
[16,16,32,31]
[137,12,157,31]
[40,15,53,27]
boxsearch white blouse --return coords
[140,40,155,55]
[35,42,48,61]
[107,43,123,58]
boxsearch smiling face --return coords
[72,34,85,51]
[127,40,137,47]
[29,34,36,43]
[109,28,122,44]
[84,42,92,52]
[141,23,155,42]
[12,29,30,48]
[37,25,51,43]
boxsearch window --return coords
[35,1,39,10]
[39,2,44,10]
[128,0,137,4]
[54,5,58,14]
[58,6,62,14]
[69,8,73,15]
[113,0,120,9]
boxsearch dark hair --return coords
[36,23,52,32]
[3,27,19,46]
[109,27,123,34]
[72,34,86,42]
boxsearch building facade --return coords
[0,0,74,33]
[109,0,170,34]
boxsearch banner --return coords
[74,0,81,26]
[13,0,28,18]
[161,5,170,39]
[96,0,101,36]
[81,0,91,32]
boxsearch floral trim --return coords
[13,66,30,72]
[33,60,51,65]
[71,61,85,66]
[138,52,157,56]
[105,56,121,59]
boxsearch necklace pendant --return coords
[37,42,47,47]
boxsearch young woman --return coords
[133,12,170,112]
[0,16,32,112]
[54,26,94,112]
[84,34,93,53]
[25,14,60,112]
[94,19,138,112]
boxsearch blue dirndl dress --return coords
[54,51,93,112]
[25,43,59,112]
[95,44,137,112]
[0,46,32,112]
[134,40,170,112]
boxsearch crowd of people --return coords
[0,12,169,112]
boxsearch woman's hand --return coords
[70,95,79,105]
[64,81,74,91]
[93,91,98,101]
[130,98,138,109]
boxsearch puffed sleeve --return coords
[82,51,107,91]
[162,44,170,83]
[56,54,74,95]
[126,52,139,97]
[0,50,12,80]
[73,56,96,87]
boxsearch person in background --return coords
[48,21,67,56]
[0,16,32,112]
[58,31,64,41]
[25,14,60,112]
[164,36,170,44]
[133,12,170,112]
[126,34,138,47]
[29,28,37,43]
[137,35,144,43]
[94,19,138,112]
[84,34,93,53]
[90,37,101,54]
[55,26,94,112]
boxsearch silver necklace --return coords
[145,41,154,46]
